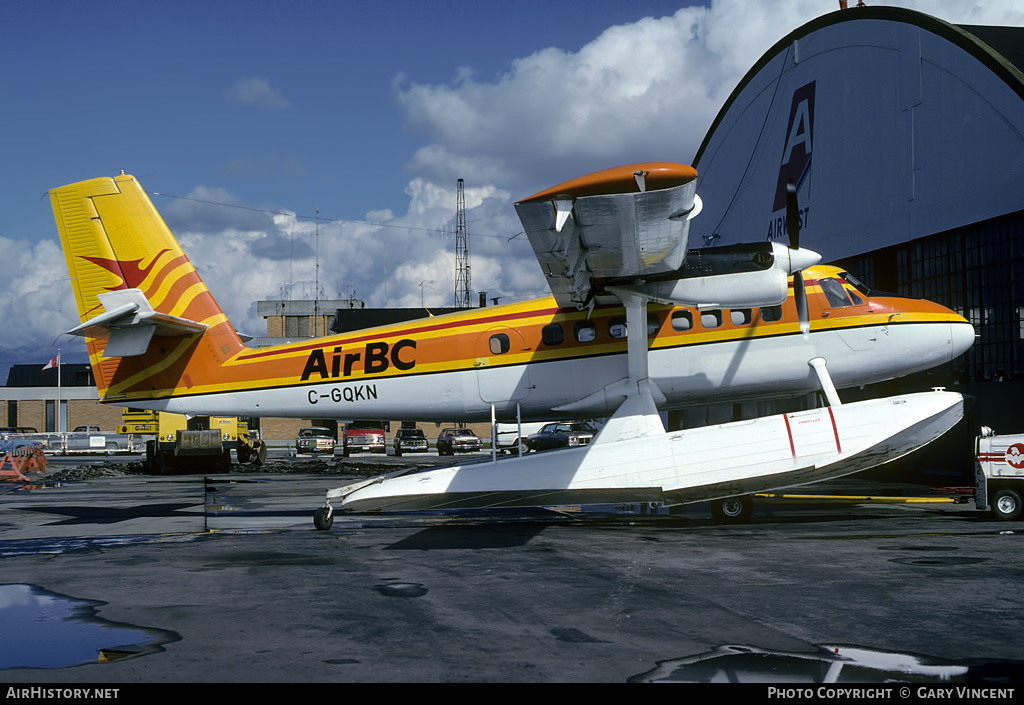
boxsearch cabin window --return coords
[647,314,661,336]
[608,314,661,339]
[541,324,564,346]
[730,309,752,326]
[760,305,783,322]
[847,289,865,305]
[574,321,597,343]
[820,278,853,308]
[608,318,627,339]
[489,333,510,355]
[700,310,722,329]
[671,310,693,331]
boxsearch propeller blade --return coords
[794,271,810,337]
[786,181,810,336]
[785,181,800,251]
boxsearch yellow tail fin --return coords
[50,174,244,402]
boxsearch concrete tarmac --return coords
[1,460,1023,683]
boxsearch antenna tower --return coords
[454,178,471,308]
[313,209,320,336]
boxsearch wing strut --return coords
[809,357,842,407]
[592,292,666,444]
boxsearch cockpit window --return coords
[839,271,871,296]
[819,278,853,308]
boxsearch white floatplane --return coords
[44,164,972,526]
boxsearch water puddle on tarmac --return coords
[628,644,1024,683]
[0,584,179,669]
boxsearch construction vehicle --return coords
[117,409,160,435]
[120,409,265,474]
[975,426,1024,521]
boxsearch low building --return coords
[256,297,365,348]
[2,363,121,433]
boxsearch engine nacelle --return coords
[605,242,819,309]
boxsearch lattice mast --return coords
[454,178,471,308]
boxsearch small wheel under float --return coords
[710,495,754,524]
[313,504,334,530]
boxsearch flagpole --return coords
[57,349,62,433]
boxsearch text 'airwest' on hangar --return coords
[690,5,1024,467]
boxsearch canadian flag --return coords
[41,355,59,372]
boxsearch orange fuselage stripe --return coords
[103,282,963,401]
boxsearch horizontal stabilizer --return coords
[67,288,207,357]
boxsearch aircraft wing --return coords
[514,162,700,309]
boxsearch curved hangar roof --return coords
[690,7,1024,261]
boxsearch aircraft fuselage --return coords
[142,267,972,422]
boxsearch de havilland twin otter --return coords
[48,163,973,526]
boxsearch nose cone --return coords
[950,320,976,361]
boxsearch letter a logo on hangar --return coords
[772,81,815,212]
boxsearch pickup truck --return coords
[343,421,386,455]
[48,430,132,454]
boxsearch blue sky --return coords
[2,0,1022,381]
[4,0,694,242]
[5,1,687,226]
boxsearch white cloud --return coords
[395,0,1024,198]
[0,237,78,345]
[225,77,290,108]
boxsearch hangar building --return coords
[689,6,1024,476]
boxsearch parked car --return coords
[343,420,386,455]
[526,422,598,452]
[295,426,336,455]
[393,428,429,456]
[436,428,481,455]
[494,422,548,455]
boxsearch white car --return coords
[295,427,336,455]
